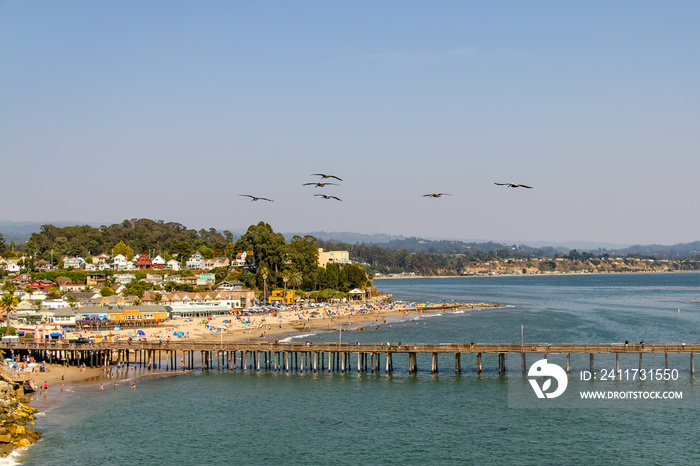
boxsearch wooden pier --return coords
[1,341,697,376]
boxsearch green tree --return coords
[0,293,19,335]
[288,235,319,290]
[113,240,135,260]
[198,246,214,259]
[100,287,115,297]
[234,222,286,282]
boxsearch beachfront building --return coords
[43,308,80,326]
[107,307,168,327]
[91,296,127,307]
[267,289,297,305]
[161,290,255,318]
[317,248,350,268]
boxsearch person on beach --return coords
[114,382,118,389]
[44,381,48,393]
[99,384,104,390]
[131,383,136,390]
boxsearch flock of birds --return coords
[240,176,532,203]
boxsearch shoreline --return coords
[373,270,700,280]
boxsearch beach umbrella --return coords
[137,330,146,336]
[3,358,12,362]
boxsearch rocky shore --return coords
[0,378,41,457]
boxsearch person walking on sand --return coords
[44,381,48,393]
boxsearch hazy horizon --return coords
[2,2,699,245]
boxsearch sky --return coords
[1,1,699,246]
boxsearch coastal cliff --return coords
[0,379,41,457]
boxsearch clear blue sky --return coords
[2,1,699,245]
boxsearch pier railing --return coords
[1,341,697,354]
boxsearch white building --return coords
[186,252,205,270]
[113,254,128,270]
[166,259,181,271]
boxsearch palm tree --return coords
[259,267,269,304]
[281,270,290,305]
[0,293,19,336]
[288,271,303,291]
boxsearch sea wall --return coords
[0,379,41,457]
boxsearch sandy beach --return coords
[71,297,501,346]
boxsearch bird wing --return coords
[303,183,317,186]
[519,184,533,189]
[330,196,342,201]
[328,175,343,181]
[494,183,509,186]
[239,194,254,198]
[311,173,327,178]
[422,194,433,197]
[259,197,274,202]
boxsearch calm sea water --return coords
[19,273,700,465]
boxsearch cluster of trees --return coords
[24,219,235,264]
[7,221,372,296]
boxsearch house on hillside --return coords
[216,281,242,291]
[113,254,128,270]
[135,255,153,269]
[62,257,86,269]
[113,273,136,286]
[185,252,205,270]
[233,252,247,267]
[166,259,181,271]
[205,257,229,269]
[86,273,108,286]
[196,273,216,289]
[152,255,166,269]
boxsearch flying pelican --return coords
[423,193,451,198]
[314,194,342,201]
[494,183,533,189]
[239,194,274,202]
[303,182,339,188]
[311,173,343,181]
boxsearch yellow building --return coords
[317,248,350,268]
[268,289,297,305]
[86,273,108,286]
[108,307,168,325]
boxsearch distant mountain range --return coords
[2,219,699,259]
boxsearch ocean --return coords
[17,273,700,465]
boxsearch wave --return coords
[279,333,318,343]
[0,448,25,465]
